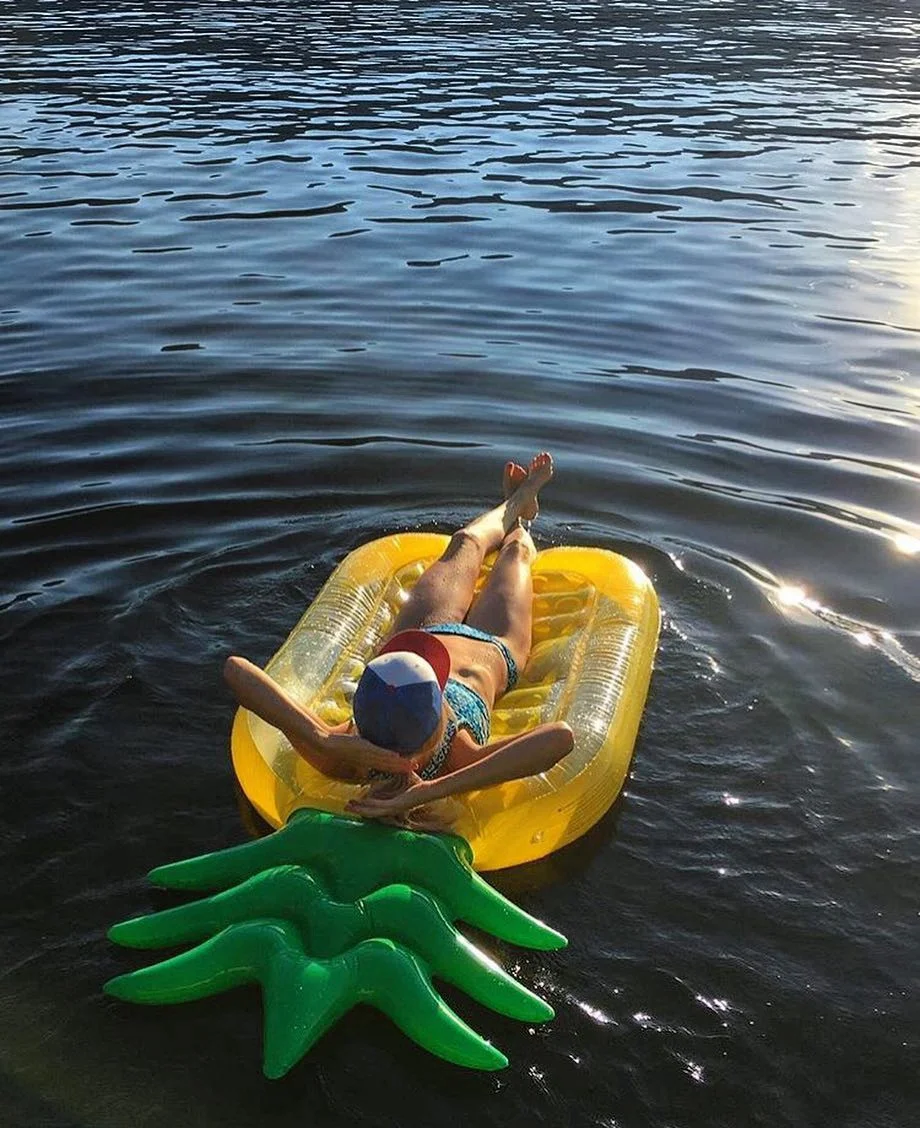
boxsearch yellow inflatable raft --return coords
[231,534,659,871]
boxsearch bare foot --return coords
[502,461,525,496]
[503,452,553,530]
[503,460,538,521]
[503,459,528,500]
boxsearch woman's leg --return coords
[464,524,536,674]
[390,454,551,633]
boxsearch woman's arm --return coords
[223,656,415,780]
[345,721,575,818]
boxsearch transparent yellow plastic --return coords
[231,534,659,871]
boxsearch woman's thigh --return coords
[464,539,533,669]
[389,530,484,633]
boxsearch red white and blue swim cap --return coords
[352,629,451,753]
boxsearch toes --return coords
[528,452,554,486]
[503,461,527,499]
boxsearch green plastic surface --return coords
[148,808,567,950]
[107,922,507,1074]
[106,809,566,1075]
[109,864,553,1023]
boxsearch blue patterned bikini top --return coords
[417,678,491,780]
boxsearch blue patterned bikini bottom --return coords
[423,622,520,693]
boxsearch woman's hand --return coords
[346,773,429,818]
[346,775,454,832]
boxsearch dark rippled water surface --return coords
[3,2,919,1125]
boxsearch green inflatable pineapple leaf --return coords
[106,809,565,1075]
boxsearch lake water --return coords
[2,2,918,1125]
